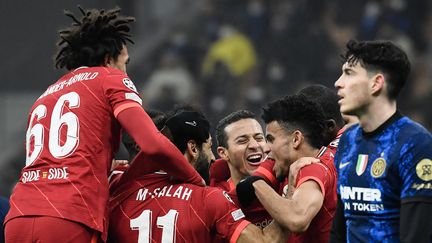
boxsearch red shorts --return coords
[5,216,100,243]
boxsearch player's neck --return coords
[293,144,320,163]
[359,99,397,133]
[227,165,244,186]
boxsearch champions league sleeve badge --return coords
[122,78,138,92]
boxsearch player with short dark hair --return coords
[4,6,203,243]
[298,84,345,146]
[249,85,346,201]
[240,94,337,243]
[214,110,268,189]
[210,110,259,190]
[108,107,287,243]
[331,40,432,242]
[212,110,273,230]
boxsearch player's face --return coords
[197,136,216,167]
[265,121,296,177]
[108,45,130,73]
[223,118,268,177]
[335,61,372,116]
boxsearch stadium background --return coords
[1,0,431,196]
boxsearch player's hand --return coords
[286,157,320,199]
[236,176,265,207]
[111,159,129,171]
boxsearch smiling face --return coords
[218,118,268,179]
[334,61,373,116]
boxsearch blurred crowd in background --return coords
[134,0,432,130]
[1,0,431,196]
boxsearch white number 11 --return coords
[130,209,179,243]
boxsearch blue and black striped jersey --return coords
[335,112,432,242]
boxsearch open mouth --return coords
[337,95,344,104]
[246,153,264,166]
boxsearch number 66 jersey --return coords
[5,66,143,240]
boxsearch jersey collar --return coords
[362,110,403,138]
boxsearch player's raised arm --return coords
[116,106,204,186]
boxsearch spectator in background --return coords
[142,51,197,111]
[202,24,257,77]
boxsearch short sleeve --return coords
[296,163,330,197]
[205,188,251,242]
[398,132,432,201]
[102,71,143,117]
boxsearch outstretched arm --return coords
[116,106,204,186]
[253,179,323,232]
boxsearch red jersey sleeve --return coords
[116,107,204,187]
[205,188,251,242]
[295,162,330,197]
[252,159,278,187]
[209,159,231,187]
[101,71,142,117]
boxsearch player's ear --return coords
[104,54,110,66]
[370,73,385,96]
[292,130,303,149]
[217,146,229,161]
[186,140,199,162]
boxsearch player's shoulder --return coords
[87,66,125,76]
[343,123,361,136]
[397,117,431,139]
[300,161,332,176]
[201,186,238,206]
[338,124,361,144]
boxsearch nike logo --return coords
[185,121,197,126]
[339,162,350,169]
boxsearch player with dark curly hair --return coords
[237,94,338,243]
[331,40,432,242]
[4,6,203,243]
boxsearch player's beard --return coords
[195,151,211,185]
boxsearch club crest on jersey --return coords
[122,78,137,92]
[416,159,432,181]
[223,191,235,204]
[356,154,369,176]
[371,158,386,178]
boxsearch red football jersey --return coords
[284,146,338,243]
[6,66,144,240]
[209,159,231,187]
[253,128,344,188]
[212,178,273,231]
[108,173,250,243]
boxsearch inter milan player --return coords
[4,6,202,243]
[108,107,288,242]
[331,40,432,242]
